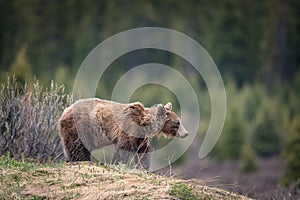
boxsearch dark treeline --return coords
[0,0,300,87]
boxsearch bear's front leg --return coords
[112,139,136,167]
[135,150,152,170]
[112,148,133,166]
[135,139,153,170]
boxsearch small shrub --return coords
[168,182,200,200]
[240,144,258,173]
[0,76,73,161]
[213,107,246,161]
[251,107,281,157]
[281,116,300,186]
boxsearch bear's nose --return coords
[178,123,189,138]
[183,132,189,138]
[178,131,189,138]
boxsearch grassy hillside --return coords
[0,155,250,200]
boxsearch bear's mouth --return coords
[156,132,175,139]
[162,133,175,139]
[162,129,177,139]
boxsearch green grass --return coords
[168,182,202,200]
[0,152,64,171]
[0,152,36,171]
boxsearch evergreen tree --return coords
[251,107,281,157]
[9,44,32,84]
[282,116,300,186]
[240,144,258,173]
[214,107,246,161]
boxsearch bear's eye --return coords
[172,121,180,129]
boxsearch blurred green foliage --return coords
[213,106,246,161]
[1,0,299,88]
[240,144,258,173]
[282,117,300,186]
[211,73,299,176]
[251,106,281,157]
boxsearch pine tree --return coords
[282,116,300,186]
[214,107,246,161]
[251,107,281,157]
[9,44,32,84]
[240,144,258,173]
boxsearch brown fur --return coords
[162,110,181,137]
[58,98,186,169]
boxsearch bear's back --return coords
[63,98,122,151]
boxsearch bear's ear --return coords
[154,104,168,126]
[157,104,167,118]
[128,102,150,126]
[164,102,172,111]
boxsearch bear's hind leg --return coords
[63,138,91,162]
[69,138,91,162]
[59,115,91,162]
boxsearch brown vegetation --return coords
[0,159,250,200]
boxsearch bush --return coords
[240,144,258,173]
[282,116,300,186]
[0,76,73,161]
[213,106,246,161]
[168,182,200,200]
[251,106,281,157]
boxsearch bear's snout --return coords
[177,123,189,138]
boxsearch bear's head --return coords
[126,102,188,139]
[160,102,189,138]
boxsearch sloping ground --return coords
[0,159,250,200]
[176,156,300,199]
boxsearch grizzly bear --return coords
[58,98,188,169]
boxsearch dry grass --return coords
[0,159,251,200]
